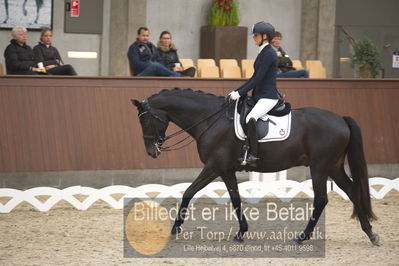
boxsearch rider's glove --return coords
[228,91,240,101]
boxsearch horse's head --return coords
[131,99,169,158]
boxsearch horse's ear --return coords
[131,99,141,107]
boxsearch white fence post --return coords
[249,170,287,182]
[249,170,287,196]
[0,177,397,213]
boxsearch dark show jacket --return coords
[4,39,36,74]
[236,44,279,100]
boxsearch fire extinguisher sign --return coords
[71,0,80,17]
[393,51,399,69]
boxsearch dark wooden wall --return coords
[0,76,398,172]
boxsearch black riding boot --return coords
[239,118,259,166]
[246,118,259,166]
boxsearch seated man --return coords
[272,31,309,78]
[4,26,42,75]
[127,27,180,77]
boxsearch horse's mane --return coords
[148,88,225,102]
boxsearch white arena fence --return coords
[0,178,398,213]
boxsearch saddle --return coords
[238,96,291,139]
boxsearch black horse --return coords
[3,0,43,24]
[131,88,379,245]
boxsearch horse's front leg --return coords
[171,165,218,235]
[221,171,248,242]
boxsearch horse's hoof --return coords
[293,237,303,245]
[370,233,380,246]
[293,232,309,245]
[233,235,244,243]
[171,226,181,235]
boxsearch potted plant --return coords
[208,0,239,26]
[200,0,247,63]
[351,39,382,78]
[342,29,383,78]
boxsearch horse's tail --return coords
[343,116,377,222]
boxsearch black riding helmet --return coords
[251,21,275,45]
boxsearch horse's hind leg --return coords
[295,166,328,244]
[171,166,219,235]
[221,171,248,242]
[22,0,28,16]
[330,166,379,245]
[34,2,39,23]
[3,0,9,23]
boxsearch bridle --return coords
[138,107,170,153]
[137,99,232,153]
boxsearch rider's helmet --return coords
[251,21,275,43]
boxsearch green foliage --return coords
[208,0,239,26]
[351,39,382,78]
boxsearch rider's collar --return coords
[258,42,269,54]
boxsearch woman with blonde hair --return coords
[157,31,195,77]
[33,28,77,75]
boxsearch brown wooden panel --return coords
[0,76,398,172]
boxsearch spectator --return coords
[127,27,180,77]
[271,31,309,78]
[157,31,195,77]
[33,28,77,76]
[4,26,42,75]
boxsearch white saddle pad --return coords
[234,100,292,142]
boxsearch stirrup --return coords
[239,147,249,165]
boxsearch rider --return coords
[228,21,280,167]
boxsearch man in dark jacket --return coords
[127,27,180,76]
[4,26,42,75]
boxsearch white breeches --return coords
[246,98,279,123]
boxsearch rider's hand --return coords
[228,91,240,101]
